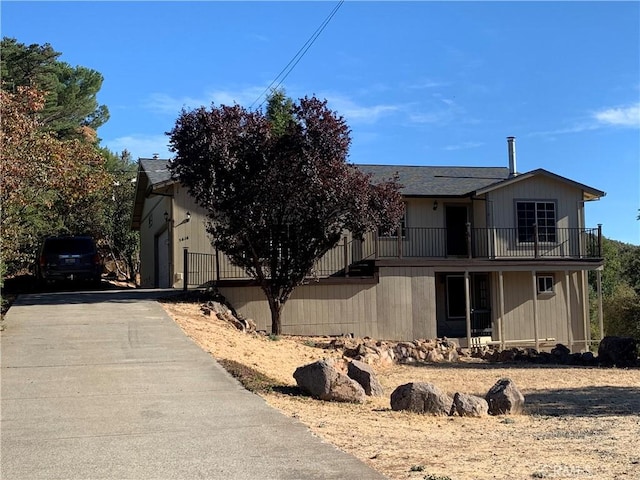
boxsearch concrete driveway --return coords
[1,289,387,479]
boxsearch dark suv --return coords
[36,236,102,285]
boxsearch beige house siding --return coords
[484,176,586,258]
[486,175,583,229]
[220,266,437,340]
[497,270,586,347]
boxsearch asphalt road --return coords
[1,288,387,480]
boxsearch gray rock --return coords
[390,382,452,416]
[450,392,489,417]
[598,336,639,368]
[293,359,366,404]
[485,378,525,415]
[347,360,384,396]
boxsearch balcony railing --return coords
[372,224,603,260]
[183,225,602,287]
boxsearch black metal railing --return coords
[373,225,602,260]
[183,225,602,288]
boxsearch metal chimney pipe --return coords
[507,136,517,177]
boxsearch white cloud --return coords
[593,103,640,127]
[443,141,485,151]
[406,80,449,90]
[144,86,268,114]
[103,134,172,160]
[320,93,400,124]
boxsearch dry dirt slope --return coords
[160,300,640,480]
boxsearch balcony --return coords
[367,224,603,260]
[183,225,603,287]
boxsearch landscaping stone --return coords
[485,378,525,415]
[450,392,489,417]
[347,360,384,396]
[390,382,452,416]
[293,359,366,404]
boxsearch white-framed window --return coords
[516,201,557,243]
[537,274,554,294]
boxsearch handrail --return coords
[183,226,603,286]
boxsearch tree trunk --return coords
[268,298,283,335]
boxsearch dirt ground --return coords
[160,300,640,480]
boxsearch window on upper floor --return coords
[516,201,557,243]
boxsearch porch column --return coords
[564,271,573,351]
[597,269,604,341]
[465,271,472,348]
[498,271,505,350]
[531,270,540,351]
[581,271,590,350]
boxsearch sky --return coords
[2,1,639,244]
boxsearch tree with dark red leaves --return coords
[168,93,403,334]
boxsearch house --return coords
[131,138,605,351]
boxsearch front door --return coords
[440,273,492,337]
[471,274,491,335]
[445,206,468,256]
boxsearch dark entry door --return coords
[471,274,491,335]
[443,273,492,337]
[445,206,468,256]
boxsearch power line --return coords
[250,0,344,110]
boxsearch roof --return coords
[131,158,174,230]
[131,160,605,228]
[474,168,606,201]
[139,158,173,187]
[357,165,510,196]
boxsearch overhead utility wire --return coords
[250,0,344,110]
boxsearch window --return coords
[537,274,554,294]
[516,201,556,243]
[379,204,407,237]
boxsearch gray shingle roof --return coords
[139,158,172,186]
[357,165,510,196]
[138,159,509,197]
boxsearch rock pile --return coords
[474,345,599,365]
[473,338,639,367]
[332,336,460,366]
[201,300,257,333]
[390,378,524,417]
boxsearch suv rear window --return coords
[44,238,96,255]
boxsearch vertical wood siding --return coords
[220,266,437,340]
[497,271,585,346]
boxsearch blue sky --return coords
[3,1,639,244]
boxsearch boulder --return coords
[485,378,525,415]
[450,392,489,417]
[390,382,452,416]
[293,359,366,403]
[347,360,384,396]
[598,336,639,368]
[551,344,571,364]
